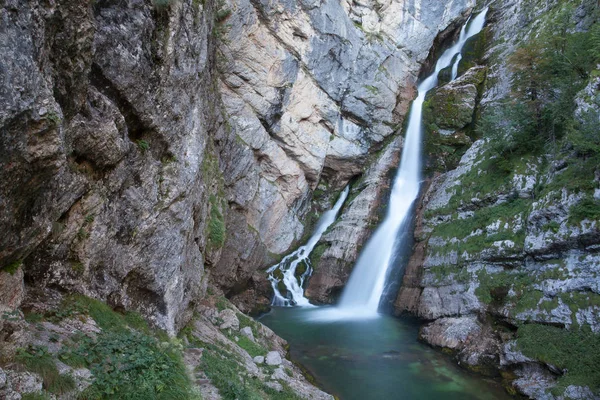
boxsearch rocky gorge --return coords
[0,0,599,399]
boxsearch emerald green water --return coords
[260,307,510,400]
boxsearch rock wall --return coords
[0,0,478,330]
[1,0,225,334]
[222,0,478,304]
[395,0,600,397]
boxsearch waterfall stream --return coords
[267,8,488,316]
[337,8,489,317]
[267,186,349,306]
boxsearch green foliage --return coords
[63,331,193,400]
[475,270,532,306]
[2,259,22,274]
[199,342,302,400]
[152,0,175,9]
[309,243,329,269]
[569,196,600,225]
[136,139,150,153]
[215,0,232,23]
[22,393,52,400]
[476,102,540,163]
[209,203,226,247]
[215,296,229,311]
[502,5,598,153]
[543,221,560,233]
[516,324,600,393]
[16,346,76,395]
[568,109,600,158]
[224,330,267,358]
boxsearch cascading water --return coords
[451,17,470,81]
[336,8,489,317]
[267,186,349,307]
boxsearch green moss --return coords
[21,393,52,400]
[543,221,560,233]
[568,196,600,225]
[209,204,226,247]
[514,290,544,314]
[428,198,530,257]
[2,259,22,275]
[309,243,329,269]
[516,324,600,394]
[475,270,533,306]
[225,331,267,358]
[364,85,379,95]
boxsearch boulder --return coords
[265,351,283,366]
[218,309,239,331]
[240,326,254,342]
[253,356,264,364]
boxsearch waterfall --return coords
[267,186,349,307]
[336,8,489,317]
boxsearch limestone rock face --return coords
[305,136,404,303]
[396,1,600,398]
[0,0,219,334]
[213,0,477,295]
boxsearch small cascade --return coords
[336,8,489,317]
[451,53,463,81]
[267,186,349,307]
[451,17,470,81]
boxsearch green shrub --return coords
[516,324,600,394]
[22,393,52,400]
[569,197,600,225]
[2,259,22,274]
[65,330,193,400]
[136,139,150,153]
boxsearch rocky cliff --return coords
[0,0,484,398]
[395,0,600,398]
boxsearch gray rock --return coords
[265,381,283,392]
[218,309,240,331]
[0,368,6,389]
[419,317,481,350]
[253,356,265,364]
[306,135,403,302]
[265,351,283,366]
[240,326,255,342]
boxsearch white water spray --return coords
[267,186,349,307]
[336,8,489,318]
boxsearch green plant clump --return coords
[2,259,22,275]
[63,331,194,400]
[199,342,302,400]
[516,324,600,394]
[568,196,600,225]
[136,139,150,153]
[15,346,76,395]
[18,295,198,400]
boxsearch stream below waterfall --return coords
[260,308,510,400]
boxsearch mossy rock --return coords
[294,262,308,278]
[425,84,478,130]
[457,27,490,76]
